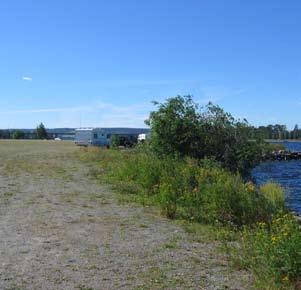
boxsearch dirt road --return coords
[0,141,250,290]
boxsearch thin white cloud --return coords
[0,102,152,116]
[199,86,246,102]
[47,102,151,128]
[68,79,199,88]
[0,102,152,128]
[0,106,89,115]
[22,76,32,81]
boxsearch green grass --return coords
[77,286,94,290]
[139,223,149,229]
[163,237,179,249]
[59,191,80,203]
[3,192,14,198]
[1,191,15,204]
[133,265,186,290]
[77,147,284,226]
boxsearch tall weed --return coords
[233,214,301,288]
[81,148,285,226]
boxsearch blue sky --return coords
[1,0,301,129]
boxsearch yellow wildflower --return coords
[282,276,289,282]
[271,236,278,243]
[245,182,255,192]
[257,221,266,228]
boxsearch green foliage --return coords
[79,148,284,226]
[145,96,201,158]
[234,214,301,288]
[260,182,285,212]
[110,134,120,148]
[36,122,47,139]
[146,95,265,175]
[12,130,25,139]
[263,142,286,152]
[110,134,138,148]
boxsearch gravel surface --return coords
[0,141,251,290]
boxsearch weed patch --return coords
[78,147,299,288]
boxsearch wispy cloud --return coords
[0,102,152,128]
[0,106,88,115]
[0,102,153,115]
[199,86,246,101]
[22,76,32,81]
[69,79,199,88]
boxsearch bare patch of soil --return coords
[0,141,251,289]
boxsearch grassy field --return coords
[0,140,252,290]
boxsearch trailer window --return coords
[93,133,98,139]
[107,134,111,139]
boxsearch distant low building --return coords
[0,128,76,140]
[47,128,75,140]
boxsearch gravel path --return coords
[0,141,251,290]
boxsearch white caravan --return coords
[75,128,149,147]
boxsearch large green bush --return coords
[145,95,266,175]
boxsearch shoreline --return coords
[266,139,301,142]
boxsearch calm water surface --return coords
[252,141,301,214]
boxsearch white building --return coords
[75,127,149,147]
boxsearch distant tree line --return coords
[251,124,301,140]
[0,123,48,140]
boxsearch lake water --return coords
[252,141,301,214]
